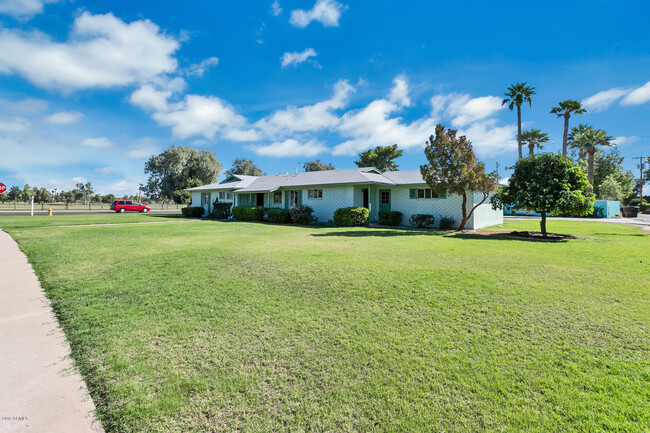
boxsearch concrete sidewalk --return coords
[0,230,103,433]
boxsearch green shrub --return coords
[333,207,369,227]
[210,201,232,219]
[231,206,248,221]
[181,206,205,218]
[378,211,403,226]
[268,208,291,224]
[439,216,456,230]
[289,205,315,225]
[409,214,434,228]
[232,206,265,221]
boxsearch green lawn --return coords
[1,214,648,432]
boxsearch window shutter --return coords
[297,190,302,205]
[409,189,416,199]
[284,191,289,209]
[440,193,447,199]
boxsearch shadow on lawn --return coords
[311,229,439,238]
[312,228,573,242]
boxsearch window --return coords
[273,191,282,204]
[290,190,299,207]
[308,189,322,199]
[381,191,390,204]
[219,192,226,200]
[410,188,440,199]
[226,192,233,200]
[202,194,209,206]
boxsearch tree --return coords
[491,153,595,237]
[225,158,263,176]
[550,100,587,157]
[76,181,94,205]
[570,127,613,192]
[173,178,203,205]
[102,194,116,204]
[578,149,635,201]
[34,188,52,204]
[60,191,76,204]
[0,193,7,203]
[598,174,624,201]
[568,124,591,160]
[502,82,536,160]
[303,160,335,172]
[420,125,498,231]
[354,144,403,172]
[8,186,21,202]
[144,146,221,201]
[521,129,550,156]
[21,184,34,202]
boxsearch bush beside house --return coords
[289,205,315,225]
[232,206,265,221]
[334,207,370,227]
[378,211,403,226]
[210,201,232,219]
[438,216,456,230]
[182,207,205,218]
[409,214,435,228]
[268,209,292,224]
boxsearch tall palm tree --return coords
[571,127,613,192]
[550,100,587,157]
[568,124,591,160]
[521,129,550,156]
[502,82,536,160]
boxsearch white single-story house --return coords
[187,167,502,229]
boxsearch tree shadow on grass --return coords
[311,229,442,238]
[312,228,575,242]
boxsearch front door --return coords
[256,193,264,207]
[379,189,391,212]
[362,188,369,209]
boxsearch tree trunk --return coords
[458,192,468,231]
[587,148,595,193]
[540,211,547,238]
[517,103,522,160]
[528,143,534,156]
[562,113,570,157]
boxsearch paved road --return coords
[0,230,104,433]
[505,213,650,227]
[0,209,181,217]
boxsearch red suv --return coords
[111,200,151,213]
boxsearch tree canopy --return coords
[491,153,595,237]
[420,125,498,231]
[144,146,221,201]
[225,158,263,176]
[578,149,635,202]
[303,160,335,172]
[354,144,403,172]
[521,129,550,156]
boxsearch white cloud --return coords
[186,56,219,77]
[130,85,172,112]
[72,176,87,183]
[254,79,354,137]
[96,166,117,174]
[620,81,650,106]
[126,140,159,159]
[81,137,113,148]
[281,48,319,68]
[289,0,346,28]
[0,115,30,132]
[0,0,58,19]
[0,97,47,114]
[457,119,517,157]
[612,136,639,146]
[45,111,83,125]
[431,93,503,127]
[271,0,282,16]
[0,12,179,90]
[152,94,256,140]
[388,75,410,107]
[250,138,327,157]
[582,87,630,112]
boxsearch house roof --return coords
[186,168,428,193]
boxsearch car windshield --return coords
[111,201,117,206]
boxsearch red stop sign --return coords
[0,183,6,194]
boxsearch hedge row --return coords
[333,207,369,227]
[378,211,403,226]
[181,206,205,218]
[231,205,315,225]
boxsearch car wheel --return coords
[119,208,125,213]
[142,208,149,213]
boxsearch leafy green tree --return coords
[491,153,595,237]
[61,191,76,204]
[550,100,587,157]
[0,192,7,203]
[303,160,335,171]
[145,146,221,201]
[420,125,498,231]
[34,187,52,203]
[102,194,116,204]
[75,181,94,204]
[8,186,21,202]
[578,149,635,201]
[598,174,624,201]
[502,82,536,160]
[570,127,613,192]
[173,178,203,205]
[225,158,263,176]
[354,144,403,172]
[521,129,550,156]
[21,184,34,202]
[568,124,591,160]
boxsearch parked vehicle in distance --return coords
[110,200,151,213]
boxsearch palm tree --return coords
[571,127,613,192]
[502,82,536,160]
[550,100,587,157]
[568,124,591,160]
[521,129,550,156]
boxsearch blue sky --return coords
[1,0,649,195]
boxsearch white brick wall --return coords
[303,186,354,222]
[468,192,503,229]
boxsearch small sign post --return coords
[30,197,34,217]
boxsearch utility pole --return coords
[632,156,647,206]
